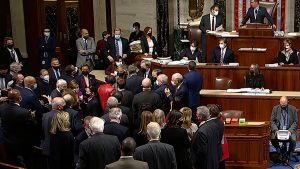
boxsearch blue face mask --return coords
[115,35,121,40]
[132,27,136,32]
[33,83,38,89]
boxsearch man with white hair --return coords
[104,107,129,142]
[50,79,67,99]
[9,62,22,77]
[168,73,188,110]
[134,122,177,169]
[154,74,172,114]
[195,106,210,125]
[78,117,120,169]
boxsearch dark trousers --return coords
[271,137,296,159]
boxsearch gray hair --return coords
[172,73,183,83]
[158,74,168,85]
[147,122,161,140]
[109,107,122,120]
[56,79,67,87]
[197,106,210,121]
[89,117,105,134]
[141,60,151,67]
[10,62,22,72]
[51,97,66,109]
[107,97,118,108]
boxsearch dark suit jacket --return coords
[277,48,299,65]
[102,113,129,128]
[50,88,62,99]
[0,73,13,89]
[129,31,144,43]
[271,104,298,140]
[38,36,56,59]
[74,130,89,163]
[134,140,177,169]
[155,84,172,115]
[1,47,24,66]
[0,103,36,146]
[245,74,265,88]
[211,47,235,64]
[78,132,120,169]
[61,74,75,85]
[125,74,143,95]
[48,67,66,88]
[105,36,129,59]
[179,48,204,62]
[37,77,54,96]
[65,108,84,135]
[184,70,203,107]
[105,157,149,169]
[85,97,101,117]
[103,122,129,142]
[161,126,192,169]
[242,6,274,25]
[120,89,133,108]
[42,109,59,155]
[199,14,223,34]
[75,74,98,92]
[140,36,159,57]
[170,83,189,111]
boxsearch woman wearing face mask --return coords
[161,110,192,169]
[129,22,144,43]
[245,63,265,89]
[140,26,159,58]
[277,39,299,65]
[179,40,204,62]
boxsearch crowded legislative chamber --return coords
[1,0,300,169]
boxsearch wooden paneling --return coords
[0,0,11,41]
[78,0,94,37]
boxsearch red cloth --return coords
[97,84,116,111]
[96,39,107,58]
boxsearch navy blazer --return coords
[105,36,129,59]
[140,36,159,57]
[155,84,172,115]
[1,47,24,66]
[277,48,299,65]
[184,70,203,107]
[211,47,235,64]
[75,74,98,93]
[38,36,56,59]
[199,14,223,34]
[20,87,45,116]
[179,48,204,62]
[171,83,189,111]
[242,6,274,25]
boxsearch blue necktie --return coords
[115,40,119,56]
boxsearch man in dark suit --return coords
[211,38,235,64]
[137,60,153,80]
[48,58,65,88]
[191,105,224,169]
[104,107,129,143]
[0,64,13,90]
[271,96,298,162]
[38,28,56,69]
[0,89,36,167]
[167,73,189,111]
[105,27,129,63]
[106,137,149,169]
[61,64,77,85]
[78,117,121,169]
[184,61,203,121]
[75,64,98,95]
[132,78,162,127]
[112,92,133,127]
[155,74,172,115]
[199,4,224,61]
[84,86,101,117]
[179,40,204,62]
[36,69,54,96]
[134,122,177,169]
[125,65,143,95]
[241,0,276,28]
[1,37,24,66]
[50,79,67,99]
[117,78,133,109]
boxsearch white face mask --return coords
[33,83,38,89]
[132,27,136,32]
[116,62,122,66]
[219,44,225,49]
[115,35,121,40]
[44,32,50,37]
[171,81,176,86]
[214,11,219,16]
[43,75,50,82]
[190,47,196,52]
[285,45,290,50]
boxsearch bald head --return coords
[7,89,21,103]
[81,29,89,39]
[147,122,161,140]
[280,96,288,107]
[24,76,36,89]
[52,97,66,110]
[142,78,152,89]
[171,73,183,86]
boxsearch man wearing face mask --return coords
[199,4,224,62]
[61,64,78,85]
[140,26,159,58]
[105,28,129,63]
[38,28,57,69]
[245,63,265,89]
[179,40,203,62]
[37,69,54,96]
[76,29,96,69]
[1,37,24,67]
[271,96,298,162]
[50,79,67,99]
[129,22,144,43]
[277,39,299,65]
[75,64,98,94]
[48,58,65,88]
[211,38,235,64]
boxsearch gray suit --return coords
[105,157,149,169]
[271,104,298,155]
[76,37,96,68]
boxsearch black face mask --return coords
[147,32,152,37]
[250,70,254,75]
[281,106,287,110]
[7,44,14,49]
[82,71,89,76]
[117,73,125,77]
[83,35,89,40]
[177,120,183,126]
[52,66,59,70]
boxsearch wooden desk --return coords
[206,34,300,66]
[150,62,300,91]
[225,122,270,169]
[200,90,300,128]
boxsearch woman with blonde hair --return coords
[153,109,165,128]
[49,111,74,169]
[180,107,198,140]
[133,111,154,146]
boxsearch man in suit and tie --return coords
[154,74,172,115]
[48,58,65,88]
[50,79,67,99]
[184,61,203,121]
[134,122,177,169]
[137,60,153,80]
[271,96,298,162]
[125,65,144,95]
[38,28,56,69]
[75,64,98,94]
[211,38,235,64]
[1,37,24,67]
[105,28,129,63]
[76,29,96,69]
[0,64,13,90]
[105,137,149,169]
[241,0,276,28]
[199,4,224,62]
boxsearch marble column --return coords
[93,0,107,42]
[9,0,27,58]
